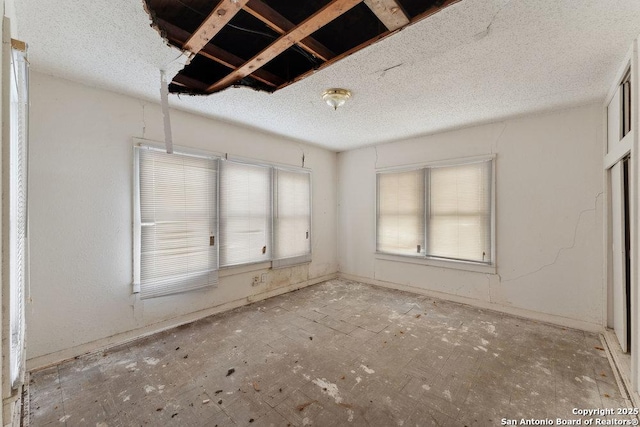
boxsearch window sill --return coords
[218,261,273,277]
[375,253,496,274]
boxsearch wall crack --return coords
[140,102,147,139]
[374,146,379,169]
[475,0,510,40]
[501,191,603,283]
[492,122,507,154]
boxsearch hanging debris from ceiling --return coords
[143,0,460,95]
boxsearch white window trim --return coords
[132,139,313,295]
[6,40,29,390]
[219,159,273,268]
[133,142,221,293]
[133,144,220,299]
[217,156,313,268]
[218,261,272,276]
[272,166,313,268]
[273,254,313,269]
[375,154,495,172]
[375,154,497,272]
[375,253,496,274]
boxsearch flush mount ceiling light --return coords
[322,89,351,110]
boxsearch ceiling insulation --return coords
[144,0,459,95]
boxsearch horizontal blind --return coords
[220,161,271,267]
[137,147,218,299]
[428,160,491,262]
[273,169,311,267]
[377,169,425,255]
[9,46,28,389]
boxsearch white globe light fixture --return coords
[322,89,351,110]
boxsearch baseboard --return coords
[2,389,21,427]
[28,270,603,371]
[339,272,604,333]
[27,273,337,372]
[602,329,640,409]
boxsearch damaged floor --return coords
[29,279,629,426]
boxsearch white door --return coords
[612,161,628,352]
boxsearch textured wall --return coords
[338,103,604,328]
[27,72,338,363]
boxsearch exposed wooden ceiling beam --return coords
[156,18,284,88]
[243,0,336,62]
[277,0,462,91]
[207,0,363,93]
[278,30,390,91]
[199,45,285,88]
[172,74,211,92]
[183,0,250,54]
[363,0,409,31]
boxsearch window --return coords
[428,161,492,262]
[134,147,218,299]
[377,169,425,256]
[134,146,313,298]
[377,158,494,264]
[607,68,632,151]
[273,168,312,267]
[219,161,272,267]
[8,44,29,389]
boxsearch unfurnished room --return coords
[0,0,639,426]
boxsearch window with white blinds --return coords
[273,168,311,268]
[134,147,218,299]
[134,148,313,297]
[428,161,492,263]
[376,169,425,256]
[8,45,29,389]
[376,158,494,264]
[219,161,272,267]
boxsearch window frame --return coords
[376,167,426,257]
[133,144,220,298]
[375,155,496,273]
[272,166,313,269]
[133,140,313,297]
[218,158,274,268]
[6,42,29,390]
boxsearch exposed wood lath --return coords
[183,0,249,54]
[363,0,409,31]
[144,0,461,94]
[244,0,336,62]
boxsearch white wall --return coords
[27,72,338,366]
[338,103,605,330]
[27,69,605,368]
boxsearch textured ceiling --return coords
[14,0,640,151]
[143,0,458,95]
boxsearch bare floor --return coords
[29,279,629,426]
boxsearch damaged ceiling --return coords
[144,0,459,95]
[12,0,640,150]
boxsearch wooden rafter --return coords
[172,74,211,92]
[207,0,363,93]
[363,0,409,31]
[277,30,391,91]
[183,0,250,54]
[276,0,461,91]
[156,19,284,88]
[243,0,335,61]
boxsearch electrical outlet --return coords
[260,273,267,283]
